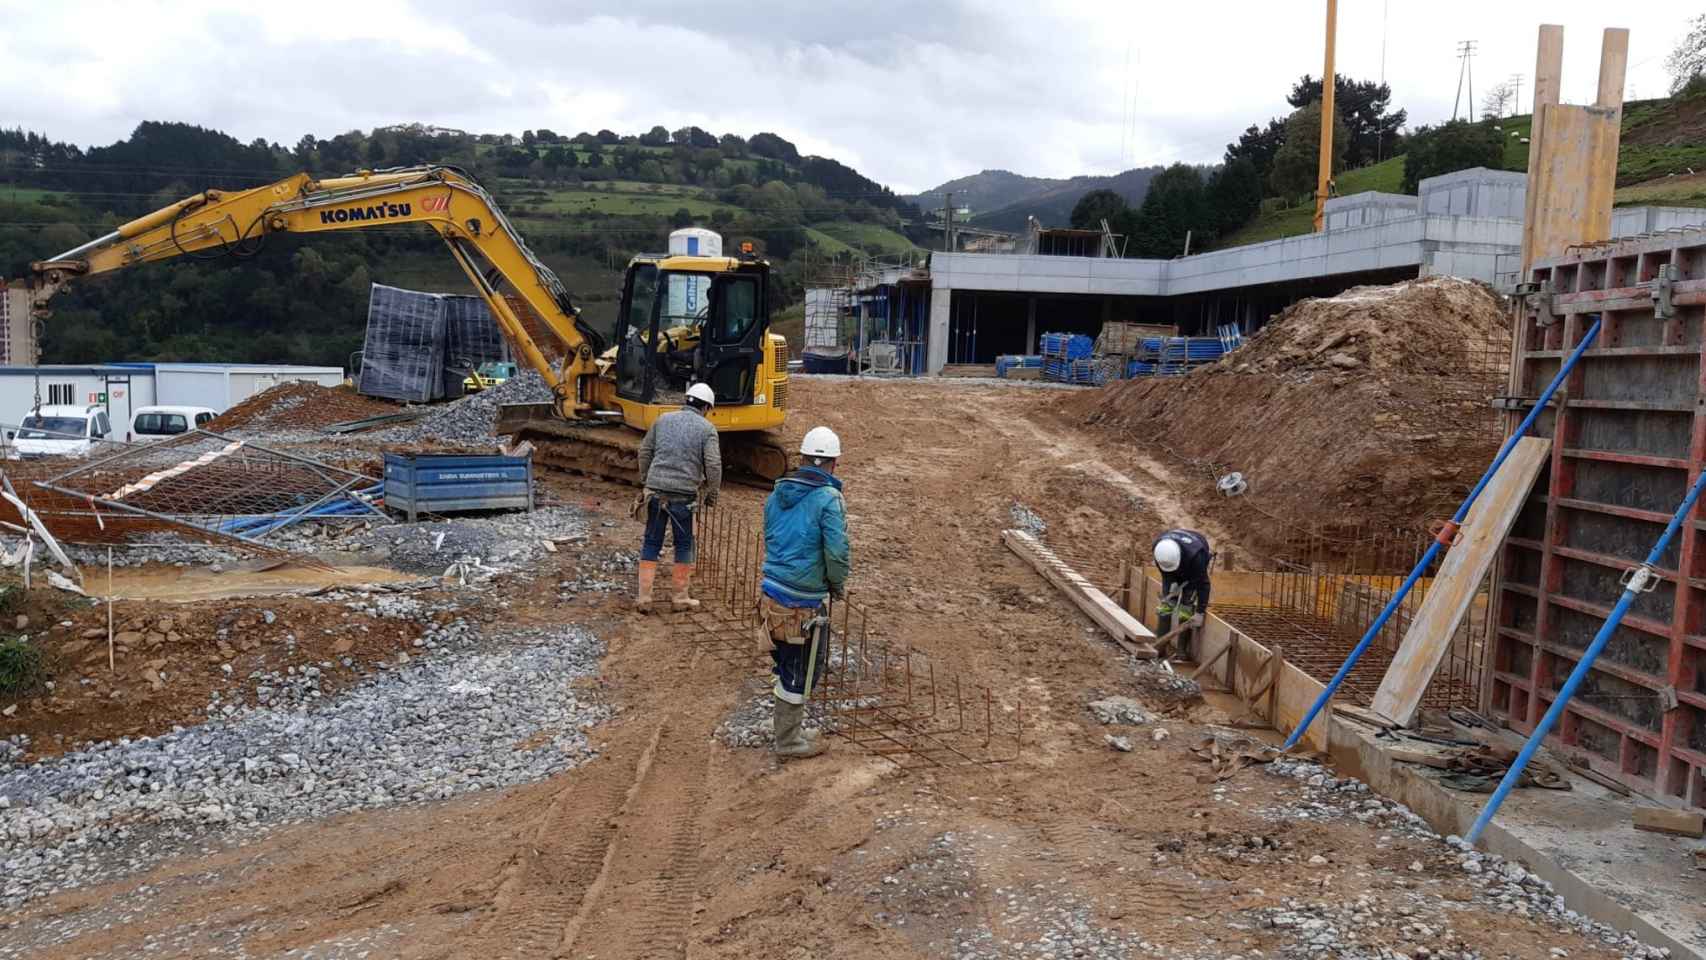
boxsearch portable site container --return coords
[382,452,534,522]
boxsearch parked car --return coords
[9,404,114,459]
[128,405,216,443]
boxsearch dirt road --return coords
[0,378,1641,959]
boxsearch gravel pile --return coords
[716,686,776,749]
[276,504,589,575]
[0,624,610,909]
[1086,695,1154,726]
[1008,504,1047,536]
[390,369,554,444]
[1257,760,1668,959]
[1128,661,1203,707]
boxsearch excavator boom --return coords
[27,164,792,485]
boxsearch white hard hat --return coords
[800,426,841,458]
[685,382,716,407]
[1154,538,1182,573]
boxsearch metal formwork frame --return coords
[1490,230,1706,808]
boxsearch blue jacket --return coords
[761,466,851,606]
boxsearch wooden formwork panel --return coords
[1491,230,1706,809]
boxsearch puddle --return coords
[81,560,419,601]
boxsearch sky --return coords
[0,1,1692,195]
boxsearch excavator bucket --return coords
[501,412,788,490]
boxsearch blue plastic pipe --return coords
[1467,464,1706,843]
[1281,318,1604,750]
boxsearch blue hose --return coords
[1281,318,1604,751]
[1466,464,1706,842]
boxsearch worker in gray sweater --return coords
[635,382,723,612]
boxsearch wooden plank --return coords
[1529,103,1622,265]
[1520,23,1564,274]
[1371,437,1553,725]
[1002,529,1157,657]
[1632,807,1705,838]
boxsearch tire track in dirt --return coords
[558,715,711,959]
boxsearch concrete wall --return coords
[1419,167,1527,219]
[1325,191,1420,230]
[1610,204,1706,237]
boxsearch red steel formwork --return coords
[1490,229,1706,809]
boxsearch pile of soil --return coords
[209,382,401,431]
[1063,277,1512,557]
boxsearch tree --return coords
[1268,102,1349,198]
[1203,157,1262,239]
[1401,120,1504,192]
[748,132,801,164]
[596,129,621,144]
[671,207,694,229]
[1481,81,1516,119]
[1287,75,1406,167]
[718,133,747,157]
[534,128,560,143]
[639,125,670,146]
[1068,188,1129,229]
[1126,164,1208,258]
[1224,118,1287,187]
[1667,13,1706,94]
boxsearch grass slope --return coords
[808,220,919,256]
[1219,155,1405,247]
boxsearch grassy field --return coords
[808,220,921,256]
[510,186,733,219]
[1219,155,1406,247]
[803,227,855,257]
[771,303,805,349]
[0,186,60,204]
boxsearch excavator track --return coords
[505,413,789,490]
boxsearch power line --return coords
[1452,40,1479,122]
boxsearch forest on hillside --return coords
[0,122,924,366]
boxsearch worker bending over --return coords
[635,382,722,613]
[1153,528,1213,658]
[760,426,851,760]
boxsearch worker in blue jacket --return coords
[760,426,851,760]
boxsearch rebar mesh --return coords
[33,429,386,561]
[679,505,1024,768]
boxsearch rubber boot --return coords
[671,562,701,611]
[772,699,826,759]
[635,560,657,613]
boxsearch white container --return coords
[665,228,722,326]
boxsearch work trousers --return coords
[762,594,827,705]
[641,494,695,564]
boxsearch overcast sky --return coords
[0,1,1690,194]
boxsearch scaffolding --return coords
[802,251,931,377]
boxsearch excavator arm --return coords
[29,165,605,416]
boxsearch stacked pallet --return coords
[1041,332,1099,385]
[995,354,1043,378]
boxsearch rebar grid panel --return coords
[30,429,386,563]
[1491,231,1706,808]
[1091,526,1489,711]
[684,505,1024,768]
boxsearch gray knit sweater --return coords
[637,407,722,500]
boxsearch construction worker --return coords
[635,382,722,613]
[760,426,850,760]
[1153,528,1213,658]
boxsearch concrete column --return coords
[1025,296,1037,353]
[926,287,952,375]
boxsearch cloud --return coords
[0,0,1684,194]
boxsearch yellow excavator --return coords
[26,164,792,482]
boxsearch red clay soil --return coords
[1057,277,1513,559]
[208,382,401,431]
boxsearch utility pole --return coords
[942,192,955,253]
[1313,0,1338,233]
[1510,73,1524,117]
[1452,40,1479,121]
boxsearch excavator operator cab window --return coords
[701,273,765,405]
[616,266,704,405]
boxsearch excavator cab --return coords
[614,255,769,408]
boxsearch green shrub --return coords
[0,636,42,693]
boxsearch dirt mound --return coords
[1227,276,1508,380]
[1064,277,1512,557]
[209,382,401,431]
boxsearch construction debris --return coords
[1632,807,1706,838]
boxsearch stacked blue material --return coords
[995,354,1043,377]
[1039,332,1094,359]
[1043,357,1100,384]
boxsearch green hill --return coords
[1219,155,1406,247]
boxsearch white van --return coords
[11,404,113,459]
[128,405,217,443]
